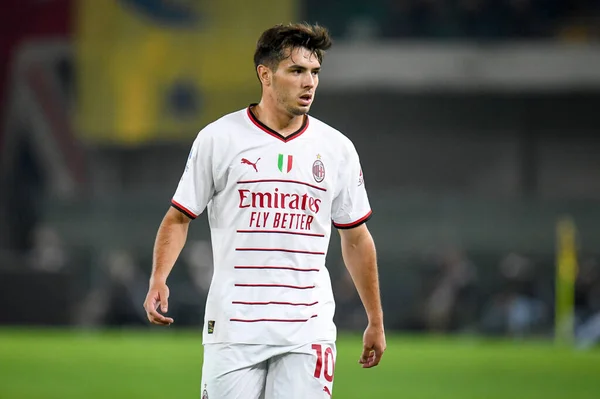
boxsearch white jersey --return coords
[171,105,372,346]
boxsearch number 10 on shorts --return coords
[312,344,335,382]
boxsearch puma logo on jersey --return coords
[323,386,332,396]
[241,157,260,172]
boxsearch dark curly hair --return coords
[254,23,332,75]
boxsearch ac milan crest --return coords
[313,155,325,183]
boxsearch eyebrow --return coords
[288,64,321,71]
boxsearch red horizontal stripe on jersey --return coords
[333,210,373,229]
[232,301,319,306]
[237,179,326,192]
[235,283,315,289]
[236,248,325,255]
[236,229,325,237]
[231,315,318,323]
[235,266,320,272]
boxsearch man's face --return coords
[269,47,321,116]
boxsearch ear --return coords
[257,64,272,87]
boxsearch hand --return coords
[359,322,386,368]
[143,280,174,326]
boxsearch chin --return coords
[289,105,310,116]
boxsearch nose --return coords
[303,72,315,88]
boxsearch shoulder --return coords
[192,108,247,145]
[199,108,247,136]
[309,115,357,155]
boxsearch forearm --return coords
[151,209,190,284]
[341,228,383,325]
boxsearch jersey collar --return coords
[247,103,309,143]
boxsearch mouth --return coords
[298,94,313,106]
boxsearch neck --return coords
[253,98,305,137]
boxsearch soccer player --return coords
[143,22,386,398]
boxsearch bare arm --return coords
[143,207,192,325]
[339,223,386,367]
[151,207,191,283]
[339,223,382,324]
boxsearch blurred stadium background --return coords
[1,0,600,398]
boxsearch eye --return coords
[312,70,320,76]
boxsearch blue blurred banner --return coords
[75,0,295,143]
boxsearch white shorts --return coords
[200,341,336,399]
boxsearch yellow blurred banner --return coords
[75,0,295,143]
[555,216,578,346]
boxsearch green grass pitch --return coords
[0,329,598,398]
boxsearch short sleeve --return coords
[171,131,215,219]
[331,142,372,229]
